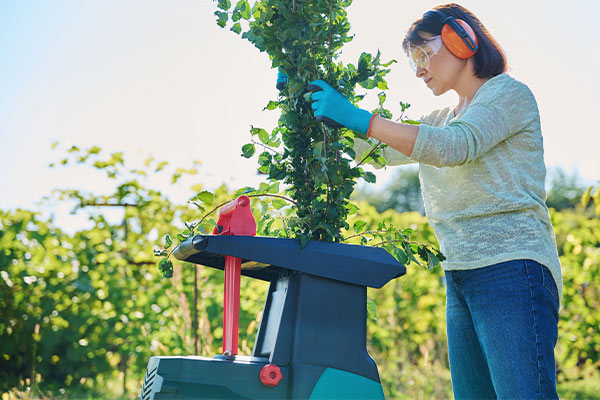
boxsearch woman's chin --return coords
[430,85,448,96]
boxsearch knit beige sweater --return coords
[355,73,562,303]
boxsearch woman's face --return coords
[414,32,468,96]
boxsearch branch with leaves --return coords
[155,0,445,277]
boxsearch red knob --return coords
[260,364,282,387]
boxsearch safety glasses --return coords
[408,36,443,72]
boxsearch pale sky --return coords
[1,0,599,230]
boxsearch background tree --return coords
[353,167,424,214]
[545,166,588,211]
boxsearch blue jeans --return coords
[445,259,560,400]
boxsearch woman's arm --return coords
[368,116,420,158]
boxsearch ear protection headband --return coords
[423,10,479,59]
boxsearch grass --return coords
[3,371,599,399]
[557,373,600,400]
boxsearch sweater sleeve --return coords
[410,78,538,168]
[351,108,451,167]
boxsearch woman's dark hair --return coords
[402,3,507,78]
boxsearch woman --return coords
[308,3,561,399]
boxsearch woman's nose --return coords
[416,66,427,78]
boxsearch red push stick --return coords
[223,255,241,355]
[214,196,256,356]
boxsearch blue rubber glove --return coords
[308,80,373,135]
[276,68,288,91]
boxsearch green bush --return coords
[551,206,600,381]
[1,152,598,397]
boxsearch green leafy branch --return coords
[153,0,445,277]
[155,187,297,278]
[342,222,446,270]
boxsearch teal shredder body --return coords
[309,368,386,399]
[140,235,406,399]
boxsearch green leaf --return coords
[257,182,270,193]
[250,126,268,137]
[367,299,377,321]
[164,235,172,249]
[158,258,167,271]
[217,0,231,10]
[287,80,304,95]
[404,242,421,266]
[237,0,251,19]
[158,259,174,279]
[267,182,280,194]
[264,100,279,111]
[258,152,272,168]
[272,199,287,209]
[241,143,255,158]
[363,171,376,183]
[426,251,439,270]
[346,202,359,215]
[299,234,310,249]
[196,190,214,204]
[158,258,173,279]
[235,186,255,196]
[353,220,367,234]
[215,10,228,27]
[393,247,409,265]
[155,161,168,172]
[359,79,377,89]
[313,141,324,157]
[231,22,242,34]
[88,146,101,155]
[258,129,270,144]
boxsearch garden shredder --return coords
[140,196,406,399]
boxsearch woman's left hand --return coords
[308,80,373,135]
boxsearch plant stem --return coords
[246,193,297,205]
[342,230,402,241]
[195,194,297,229]
[251,138,283,155]
[357,142,384,167]
[82,202,137,207]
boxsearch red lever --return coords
[214,196,256,356]
[260,364,283,387]
[213,196,256,236]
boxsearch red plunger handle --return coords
[223,255,241,355]
[219,195,250,217]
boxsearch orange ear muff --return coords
[441,19,479,59]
